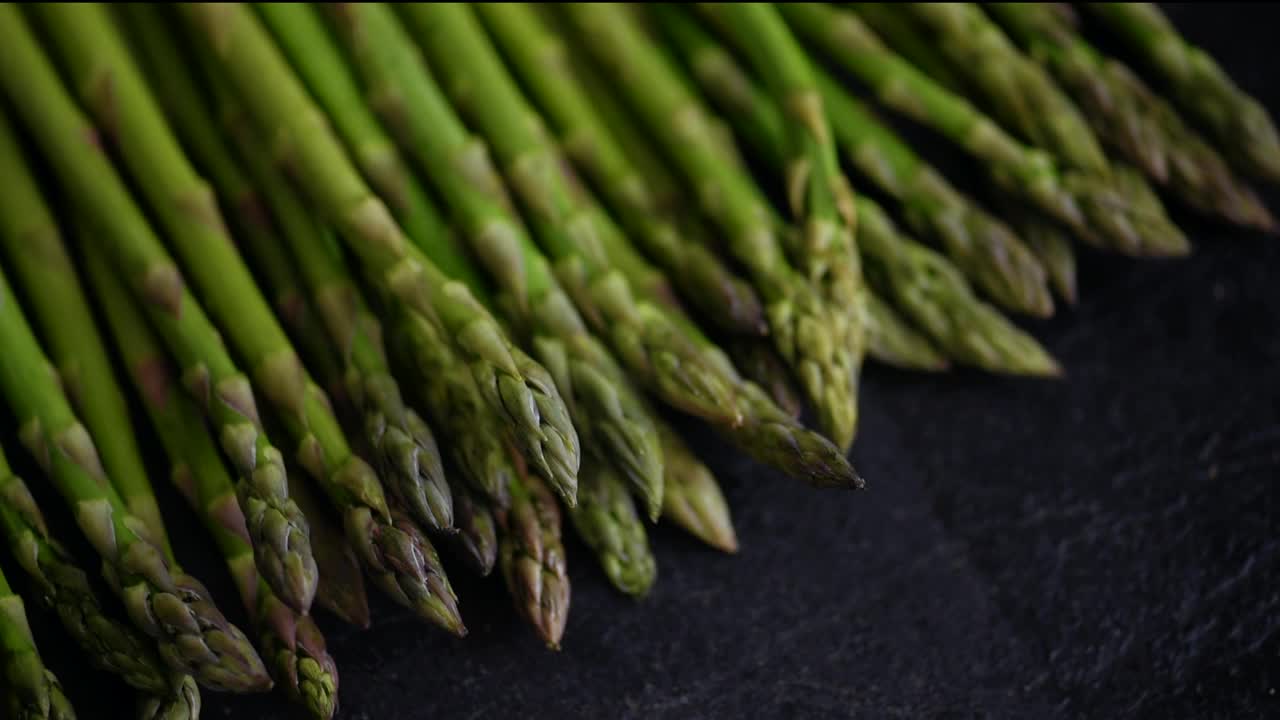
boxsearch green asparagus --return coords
[448,482,499,577]
[498,456,570,649]
[564,3,862,451]
[42,4,380,611]
[84,245,338,719]
[655,425,739,554]
[999,202,1079,305]
[724,339,805,420]
[172,44,454,532]
[0,256,269,691]
[400,4,747,437]
[1085,2,1280,183]
[316,2,662,517]
[592,204,862,488]
[569,457,657,597]
[0,5,317,617]
[480,4,766,339]
[784,3,1188,257]
[857,197,1061,376]
[0,543,76,720]
[657,6,1053,317]
[888,3,1187,257]
[187,2,579,507]
[692,2,867,378]
[0,450,174,696]
[387,304,515,510]
[988,3,1275,232]
[287,471,370,630]
[863,292,950,372]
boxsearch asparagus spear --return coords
[168,47,455,533]
[655,425,739,554]
[0,115,160,559]
[724,339,805,420]
[988,3,1275,232]
[182,3,580,507]
[0,451,175,696]
[477,4,765,339]
[692,3,867,373]
[568,456,657,597]
[999,202,1080,306]
[862,292,949,372]
[0,257,269,691]
[0,5,316,617]
[0,540,76,720]
[388,303,515,510]
[0,127,204,716]
[1084,2,1280,183]
[448,482,499,577]
[84,246,339,720]
[592,200,862,488]
[564,3,862,451]
[901,3,1108,172]
[498,456,570,649]
[655,6,1054,318]
[782,3,1188,257]
[44,3,382,610]
[287,472,370,630]
[857,197,1061,376]
[309,3,662,518]
[398,4,746,435]
[888,3,1187,256]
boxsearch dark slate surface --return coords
[14,4,1280,719]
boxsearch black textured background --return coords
[18,4,1280,719]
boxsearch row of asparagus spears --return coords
[0,3,1273,718]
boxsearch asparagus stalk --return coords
[656,6,1054,318]
[286,472,370,630]
[988,3,1275,232]
[0,5,316,616]
[889,3,1187,256]
[568,456,657,597]
[863,292,949,372]
[498,456,570,649]
[782,3,1188,257]
[591,198,862,489]
[1084,2,1280,183]
[724,339,805,420]
[477,4,765,339]
[183,2,580,508]
[0,114,161,560]
[0,129,203,715]
[0,451,175,696]
[560,42,771,338]
[447,482,499,577]
[901,3,1108,173]
[84,246,339,720]
[398,4,747,436]
[691,3,867,376]
[119,4,349,411]
[655,425,739,554]
[44,3,381,610]
[850,3,968,90]
[0,257,269,691]
[186,63,454,532]
[387,303,515,510]
[312,2,662,517]
[857,197,1061,376]
[564,3,862,451]
[0,539,76,720]
[999,202,1080,306]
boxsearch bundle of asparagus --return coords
[0,3,1271,717]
